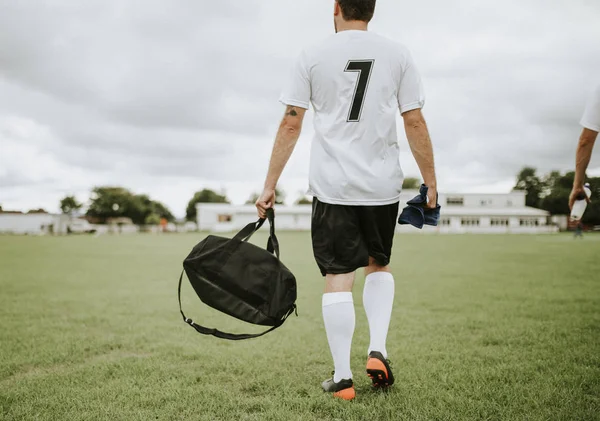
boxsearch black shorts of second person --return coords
[311,198,399,277]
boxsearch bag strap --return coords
[177,271,293,340]
[265,208,280,258]
[231,208,280,259]
[232,217,266,243]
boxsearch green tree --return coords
[275,188,286,205]
[245,192,259,205]
[144,213,161,225]
[541,170,562,197]
[539,171,572,216]
[583,177,600,225]
[295,195,312,205]
[402,177,421,189]
[150,200,175,222]
[514,167,543,208]
[128,194,154,226]
[86,187,174,225]
[59,195,83,215]
[130,195,175,224]
[87,187,132,221]
[186,189,229,221]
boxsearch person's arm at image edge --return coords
[256,105,307,218]
[569,128,598,209]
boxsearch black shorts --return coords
[311,198,399,276]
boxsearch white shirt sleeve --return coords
[279,50,311,110]
[397,50,425,114]
[581,83,600,132]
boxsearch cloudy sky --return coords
[1,0,599,217]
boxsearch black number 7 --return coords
[344,60,374,122]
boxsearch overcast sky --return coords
[1,0,599,217]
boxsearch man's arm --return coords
[256,105,307,218]
[569,128,598,209]
[402,108,437,207]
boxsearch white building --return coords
[430,190,553,234]
[0,213,102,235]
[197,190,556,234]
[0,213,67,235]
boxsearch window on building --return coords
[447,197,464,206]
[218,214,232,223]
[519,218,539,227]
[490,218,509,226]
[440,218,451,226]
[461,218,480,226]
[507,200,513,207]
[480,199,493,206]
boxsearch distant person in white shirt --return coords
[570,83,599,210]
[255,0,437,400]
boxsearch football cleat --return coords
[321,374,356,400]
[366,351,395,387]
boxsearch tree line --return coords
[23,171,599,226]
[54,179,422,224]
[59,187,176,225]
[55,187,310,225]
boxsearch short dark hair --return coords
[337,0,376,23]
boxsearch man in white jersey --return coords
[255,0,437,400]
[570,83,599,210]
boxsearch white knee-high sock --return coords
[322,292,355,382]
[363,271,395,359]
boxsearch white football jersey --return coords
[280,30,425,205]
[581,83,600,132]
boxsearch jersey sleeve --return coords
[279,50,311,110]
[580,83,600,132]
[397,50,425,114]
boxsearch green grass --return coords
[1,232,599,421]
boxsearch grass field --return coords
[1,232,599,421]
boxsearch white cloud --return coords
[1,0,599,216]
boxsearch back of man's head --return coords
[337,0,376,23]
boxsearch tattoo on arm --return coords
[263,106,304,190]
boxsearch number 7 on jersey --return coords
[344,60,374,122]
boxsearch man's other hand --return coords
[569,185,591,210]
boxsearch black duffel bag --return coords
[177,208,297,340]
